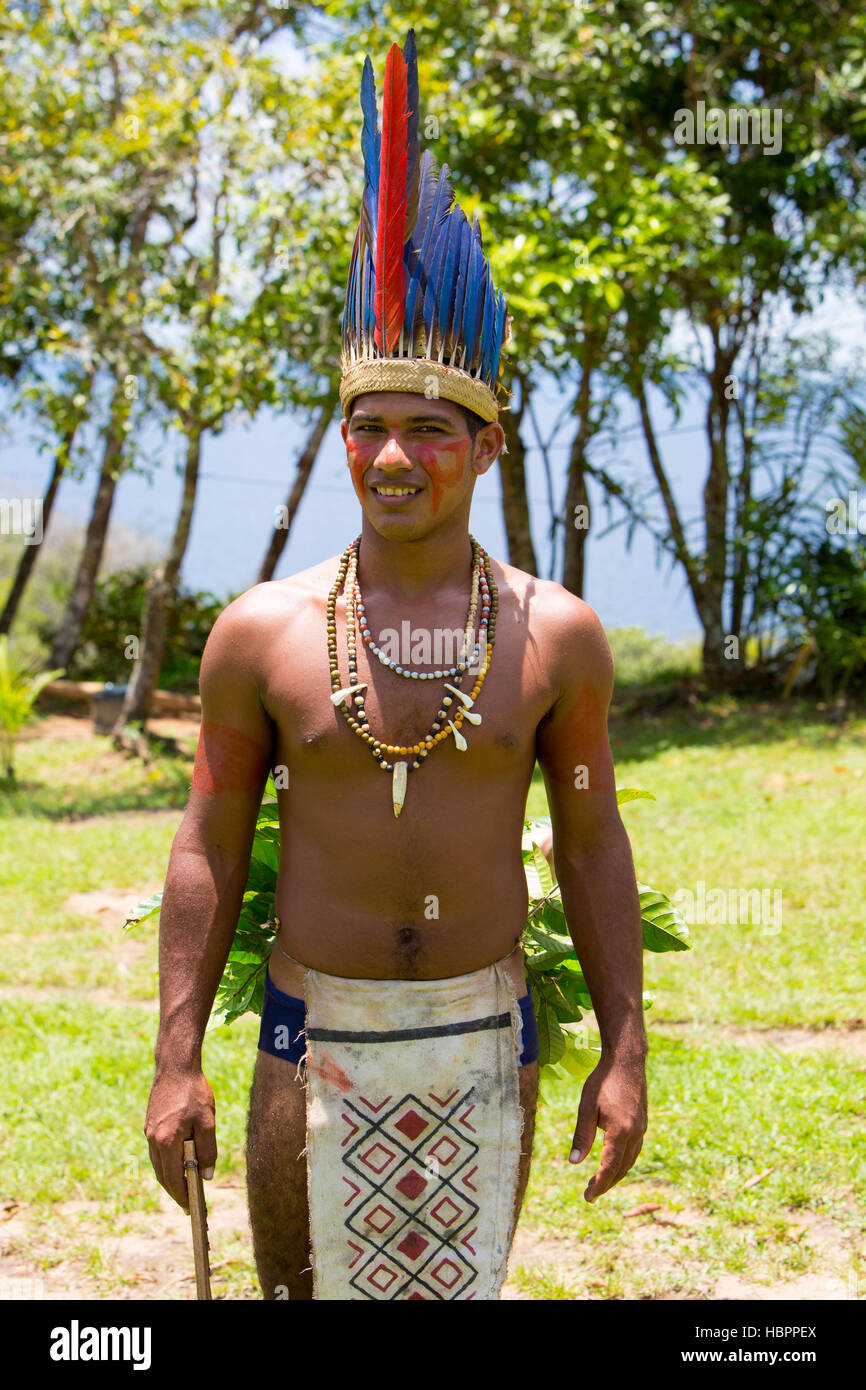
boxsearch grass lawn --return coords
[0,698,863,1300]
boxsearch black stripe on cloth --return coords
[306,1011,512,1044]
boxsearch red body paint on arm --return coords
[192,720,273,797]
[537,684,615,789]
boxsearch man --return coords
[145,32,647,1300]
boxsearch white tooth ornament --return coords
[330,682,368,707]
[445,682,474,709]
[463,709,482,725]
[392,760,408,817]
[448,720,468,751]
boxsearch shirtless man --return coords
[144,389,649,1299]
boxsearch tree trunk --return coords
[634,375,726,676]
[561,347,599,596]
[1,443,67,636]
[257,395,334,584]
[703,357,735,681]
[0,371,95,636]
[498,374,538,575]
[48,377,127,672]
[116,425,203,729]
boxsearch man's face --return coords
[340,392,501,539]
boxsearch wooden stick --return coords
[183,1138,212,1300]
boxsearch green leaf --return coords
[616,787,656,806]
[250,824,280,874]
[523,922,574,968]
[124,891,163,930]
[558,1042,601,1083]
[533,972,585,1024]
[531,985,565,1067]
[638,883,691,952]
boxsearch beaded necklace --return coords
[328,535,498,816]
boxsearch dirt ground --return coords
[1,1176,859,1301]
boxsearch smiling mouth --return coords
[370,484,423,497]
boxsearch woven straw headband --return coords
[340,357,500,424]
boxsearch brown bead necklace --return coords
[327,535,498,816]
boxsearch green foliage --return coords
[606,628,700,689]
[127,783,691,1086]
[40,567,226,692]
[776,538,866,699]
[520,804,690,1095]
[0,637,63,780]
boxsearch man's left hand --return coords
[569,1052,647,1202]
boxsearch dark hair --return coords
[347,396,486,442]
[456,403,486,441]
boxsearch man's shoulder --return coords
[492,556,606,640]
[492,557,612,704]
[199,557,344,679]
[211,555,344,630]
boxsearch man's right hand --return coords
[145,1069,216,1212]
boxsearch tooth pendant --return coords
[331,681,368,707]
[444,682,474,709]
[392,760,408,817]
[448,720,468,751]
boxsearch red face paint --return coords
[344,418,471,515]
[345,435,375,494]
[414,437,470,515]
[192,720,272,797]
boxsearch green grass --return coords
[1,695,864,1299]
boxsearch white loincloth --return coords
[303,959,524,1300]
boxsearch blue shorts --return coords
[257,970,540,1067]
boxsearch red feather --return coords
[374,45,408,354]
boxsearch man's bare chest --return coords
[260,594,554,775]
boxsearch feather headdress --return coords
[340,30,509,424]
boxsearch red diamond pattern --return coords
[342,1090,481,1300]
[397,1230,430,1261]
[430,1196,462,1229]
[359,1142,397,1175]
[430,1257,462,1290]
[429,1135,461,1166]
[364,1203,396,1234]
[394,1108,429,1141]
[395,1169,428,1201]
[367,1263,399,1292]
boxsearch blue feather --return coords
[491,289,506,382]
[402,30,420,238]
[436,208,464,358]
[479,271,496,381]
[360,56,380,258]
[423,201,453,350]
[453,216,475,360]
[343,228,360,350]
[408,159,458,344]
[462,229,485,369]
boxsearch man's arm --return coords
[145,594,275,1211]
[534,591,647,1203]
